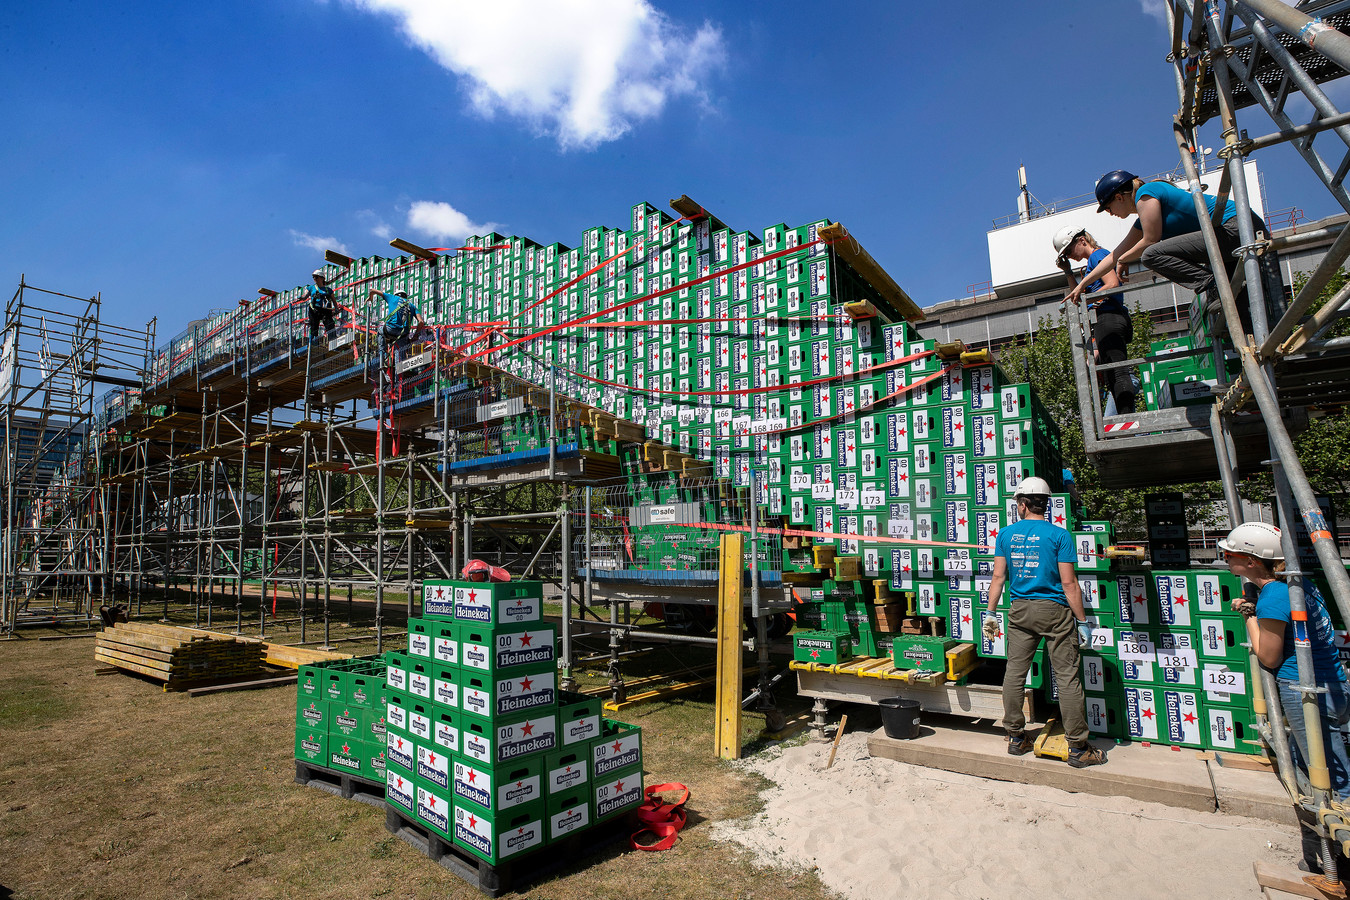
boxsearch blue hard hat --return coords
[1095,170,1137,212]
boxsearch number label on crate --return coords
[812,482,834,500]
[1156,648,1197,669]
[1203,668,1246,694]
[1118,637,1156,661]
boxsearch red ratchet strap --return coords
[672,518,990,552]
[631,783,690,852]
[761,364,951,436]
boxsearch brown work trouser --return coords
[1002,598,1088,745]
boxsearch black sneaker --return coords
[1008,734,1034,756]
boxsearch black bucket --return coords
[878,697,922,740]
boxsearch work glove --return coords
[1076,621,1093,649]
[981,615,1001,642]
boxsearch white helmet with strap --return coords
[1218,521,1283,560]
[1013,475,1052,498]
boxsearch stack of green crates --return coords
[1042,568,1260,754]
[295,655,389,779]
[383,579,642,867]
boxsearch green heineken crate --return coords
[891,635,955,673]
[593,765,644,823]
[362,739,388,782]
[431,664,460,712]
[793,630,852,664]
[1083,693,1127,739]
[384,728,418,779]
[546,788,593,841]
[460,623,557,678]
[417,782,456,844]
[430,620,460,668]
[297,697,327,732]
[1196,615,1248,665]
[592,719,643,779]
[347,671,382,710]
[329,701,364,739]
[322,667,347,704]
[328,736,370,778]
[1204,700,1261,754]
[407,616,434,661]
[850,623,880,658]
[453,798,546,865]
[452,756,545,814]
[453,580,545,628]
[294,727,327,765]
[297,663,325,704]
[459,665,555,721]
[544,745,591,796]
[467,709,558,765]
[557,690,603,747]
[414,739,452,792]
[361,706,388,744]
[421,579,456,618]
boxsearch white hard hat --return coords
[1052,225,1087,263]
[1218,521,1283,561]
[312,269,327,282]
[1013,476,1052,498]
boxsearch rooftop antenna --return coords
[1017,165,1032,223]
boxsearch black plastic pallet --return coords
[383,803,627,898]
[293,759,387,808]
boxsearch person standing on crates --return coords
[984,476,1105,767]
[374,289,425,371]
[306,269,338,343]
[1065,169,1283,337]
[1054,226,1135,415]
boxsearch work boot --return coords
[1007,733,1033,756]
[1067,744,1106,768]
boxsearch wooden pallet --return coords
[383,802,626,898]
[294,759,386,808]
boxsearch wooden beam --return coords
[389,238,439,262]
[669,195,727,232]
[715,532,745,760]
[818,223,925,324]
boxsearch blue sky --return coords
[2,1,1344,346]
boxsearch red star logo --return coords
[520,676,533,690]
[396,738,404,750]
[954,421,963,431]
[1054,514,1065,524]
[467,770,477,783]
[898,472,908,482]
[565,766,573,773]
[468,589,477,602]
[847,444,855,452]
[810,649,821,659]
[1174,594,1188,607]
[1142,708,1155,719]
[428,752,437,764]
[396,777,405,789]
[955,469,965,478]
[612,740,623,754]
[615,780,626,792]
[1133,593,1146,605]
[988,478,998,489]
[958,517,967,526]
[342,743,351,754]
[428,796,437,809]
[985,430,994,440]
[962,614,972,624]
[823,434,831,445]
[518,632,533,647]
[902,564,911,572]
[435,587,445,598]
[516,781,524,788]
[1183,712,1197,724]
[899,427,907,437]
[819,351,828,362]
[522,721,536,736]
[988,528,998,540]
[846,400,854,411]
[468,814,477,828]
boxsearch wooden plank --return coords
[186,674,298,698]
[1253,861,1335,898]
[95,652,170,682]
[94,646,174,671]
[818,223,924,324]
[715,532,744,760]
[96,639,175,662]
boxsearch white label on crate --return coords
[387,732,415,771]
[1088,628,1114,651]
[434,676,459,709]
[434,637,459,666]
[423,582,454,617]
[409,633,431,657]
[1125,687,1159,741]
[496,713,557,761]
[548,756,590,793]
[1203,668,1247,695]
[409,670,432,699]
[551,803,591,838]
[418,744,451,789]
[1195,574,1225,613]
[812,482,834,500]
[386,702,408,732]
[433,718,459,754]
[593,730,643,777]
[409,711,431,741]
[649,504,676,524]
[387,666,407,691]
[1156,647,1198,669]
[1085,696,1113,734]
[1118,637,1156,662]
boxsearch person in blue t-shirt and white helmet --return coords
[985,475,1106,767]
[1221,520,1350,876]
[1065,169,1283,337]
[306,269,338,343]
[1053,225,1134,414]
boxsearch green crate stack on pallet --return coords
[381,580,641,867]
[1040,567,1261,754]
[295,655,390,779]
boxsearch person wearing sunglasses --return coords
[1054,226,1134,414]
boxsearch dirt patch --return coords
[0,628,835,900]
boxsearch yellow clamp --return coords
[959,348,992,365]
[1105,545,1147,560]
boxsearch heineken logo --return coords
[902,647,935,663]
[798,639,833,650]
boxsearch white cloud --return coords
[289,229,349,255]
[1138,0,1167,26]
[338,0,725,149]
[407,200,501,241]
[357,209,393,239]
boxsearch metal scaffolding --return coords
[0,278,152,633]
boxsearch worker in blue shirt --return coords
[374,290,426,369]
[307,269,337,343]
[985,476,1105,768]
[1066,169,1284,337]
[1055,226,1134,414]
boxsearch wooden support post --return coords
[715,533,744,760]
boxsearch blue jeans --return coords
[1277,678,1350,801]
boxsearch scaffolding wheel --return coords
[763,707,787,733]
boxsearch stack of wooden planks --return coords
[95,622,265,690]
